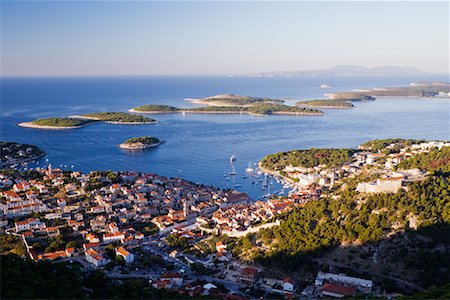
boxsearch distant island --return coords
[329,81,450,100]
[130,94,323,116]
[19,112,157,130]
[297,99,354,109]
[119,136,163,150]
[1,142,45,168]
[244,65,427,77]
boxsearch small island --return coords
[119,136,163,150]
[71,112,156,124]
[18,117,94,129]
[296,99,354,109]
[1,142,45,168]
[188,93,285,107]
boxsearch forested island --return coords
[18,118,94,129]
[130,103,323,116]
[19,113,157,130]
[119,136,163,150]
[71,112,156,124]
[0,142,45,168]
[296,99,354,108]
[189,93,285,107]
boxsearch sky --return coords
[1,1,449,76]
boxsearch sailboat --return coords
[245,162,254,173]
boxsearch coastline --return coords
[17,122,90,130]
[0,152,46,168]
[257,162,295,185]
[119,141,164,150]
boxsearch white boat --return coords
[320,84,332,89]
[230,154,236,163]
[245,162,254,173]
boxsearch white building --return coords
[315,271,373,294]
[116,246,134,264]
[15,218,45,232]
[85,248,110,267]
[356,179,402,194]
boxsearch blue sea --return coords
[1,75,449,199]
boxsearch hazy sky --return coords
[1,1,449,76]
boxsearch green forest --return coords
[297,99,354,108]
[82,112,155,123]
[260,148,356,171]
[133,104,179,112]
[32,118,92,127]
[123,136,161,145]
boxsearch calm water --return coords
[1,75,449,199]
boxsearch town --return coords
[1,139,448,299]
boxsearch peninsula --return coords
[19,112,157,130]
[119,136,163,150]
[328,81,450,100]
[0,142,45,168]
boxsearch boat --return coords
[245,162,254,173]
[230,154,236,163]
[234,184,242,188]
[262,174,268,188]
[320,84,332,89]
[242,175,248,179]
[230,163,236,176]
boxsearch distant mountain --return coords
[245,65,427,77]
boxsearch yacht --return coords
[230,154,236,163]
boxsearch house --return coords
[85,233,100,243]
[160,272,183,287]
[216,241,227,252]
[108,222,119,233]
[85,248,110,267]
[283,277,295,292]
[103,232,125,243]
[15,218,45,232]
[321,283,356,298]
[116,246,134,264]
[239,267,258,285]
